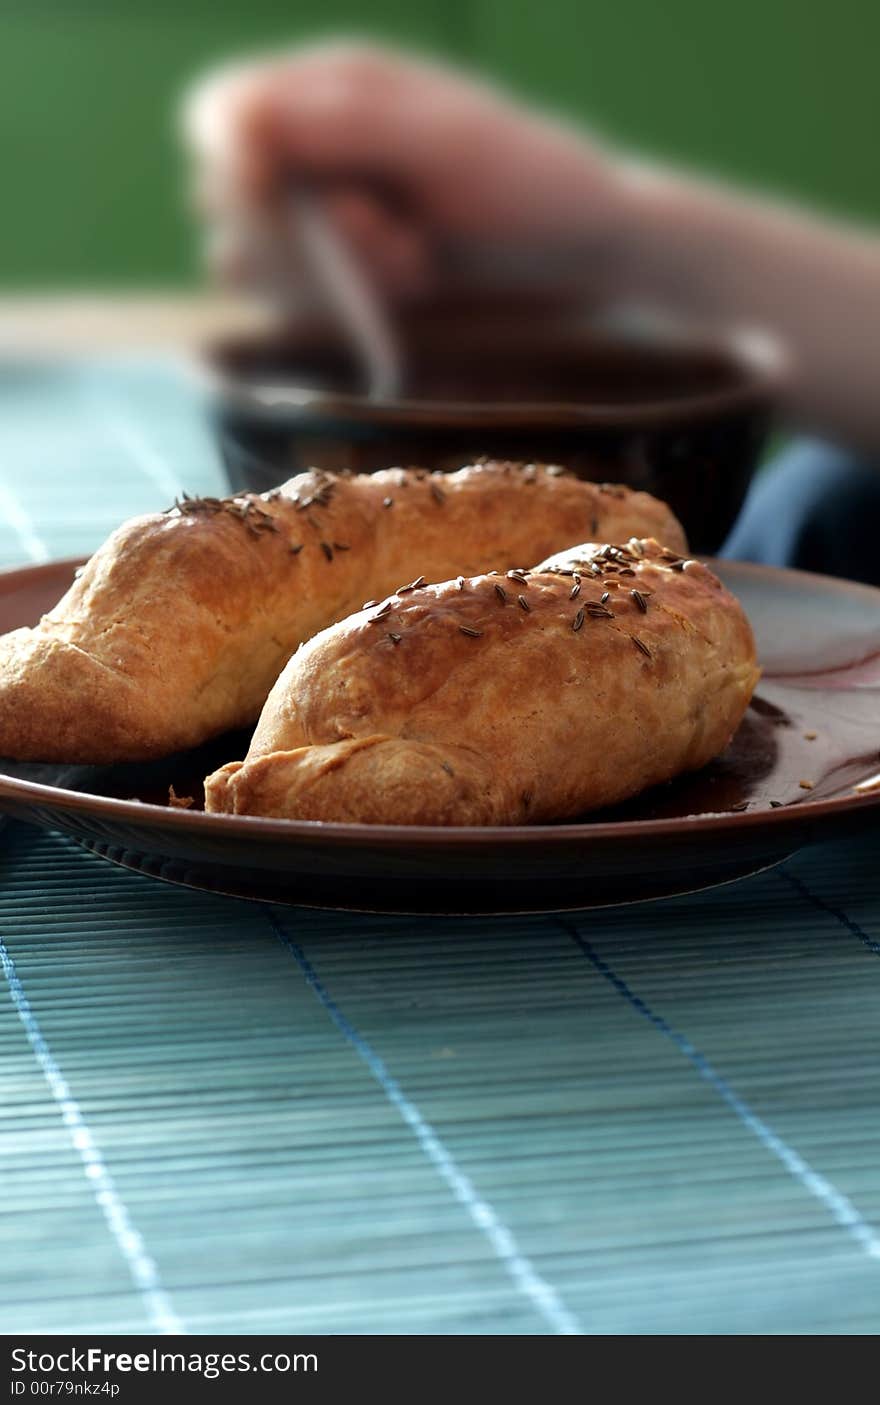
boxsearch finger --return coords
[182,57,283,202]
[200,185,432,302]
[186,44,461,209]
[316,189,432,296]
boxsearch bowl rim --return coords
[195,324,787,431]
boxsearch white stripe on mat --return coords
[0,480,49,562]
[98,406,183,505]
[268,912,583,1336]
[564,921,880,1262]
[0,935,185,1334]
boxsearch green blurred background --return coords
[2,0,878,286]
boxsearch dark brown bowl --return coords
[201,309,782,553]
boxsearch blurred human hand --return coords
[182,41,633,301]
[183,39,880,448]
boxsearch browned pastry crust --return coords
[205,538,759,826]
[0,463,686,762]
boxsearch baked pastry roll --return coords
[0,462,685,762]
[205,539,758,825]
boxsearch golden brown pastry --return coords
[0,463,685,762]
[205,538,758,825]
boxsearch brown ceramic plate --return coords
[0,556,877,914]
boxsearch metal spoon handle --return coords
[289,186,402,401]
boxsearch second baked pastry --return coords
[205,538,758,825]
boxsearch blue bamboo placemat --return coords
[1,359,878,1334]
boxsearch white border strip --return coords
[99,407,183,504]
[0,935,185,1334]
[565,921,880,1262]
[0,481,49,563]
[268,913,582,1335]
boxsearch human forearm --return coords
[605,163,880,448]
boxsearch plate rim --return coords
[0,555,878,848]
